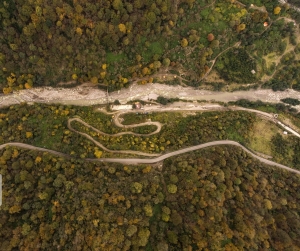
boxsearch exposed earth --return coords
[1,83,300,110]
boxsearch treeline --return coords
[229,99,299,114]
[1,145,300,250]
[281,98,300,106]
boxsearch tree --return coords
[274,7,281,15]
[91,77,98,84]
[167,231,178,244]
[153,60,161,69]
[131,182,143,193]
[126,225,137,237]
[181,38,188,47]
[94,149,103,158]
[167,184,177,193]
[25,132,33,138]
[147,12,157,24]
[210,40,220,49]
[143,204,153,217]
[237,23,246,32]
[112,0,123,11]
[163,58,171,67]
[53,174,65,188]
[24,82,32,89]
[9,205,22,214]
[138,228,150,246]
[142,67,150,75]
[118,24,126,33]
[207,33,215,41]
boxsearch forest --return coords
[1,145,300,250]
[1,0,300,93]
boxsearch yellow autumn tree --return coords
[35,156,42,163]
[94,149,103,158]
[3,87,12,94]
[237,23,246,31]
[118,23,126,33]
[181,38,188,47]
[142,166,152,173]
[7,74,16,86]
[9,205,22,214]
[121,77,128,84]
[12,149,19,158]
[274,6,281,15]
[76,27,83,35]
[143,204,153,217]
[142,67,150,75]
[100,71,106,79]
[26,132,33,138]
[24,82,32,89]
[167,184,177,193]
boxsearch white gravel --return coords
[1,83,300,110]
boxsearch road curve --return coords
[1,141,299,175]
[67,117,161,157]
[93,140,300,174]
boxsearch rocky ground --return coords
[1,83,300,110]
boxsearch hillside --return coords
[1,145,300,250]
[1,0,300,93]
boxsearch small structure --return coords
[251,69,256,74]
[283,131,288,135]
[263,22,268,27]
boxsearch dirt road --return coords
[95,140,300,175]
[1,140,299,175]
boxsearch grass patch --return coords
[132,125,158,134]
[106,52,126,64]
[248,118,281,156]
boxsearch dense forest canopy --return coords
[1,146,300,250]
[1,0,300,93]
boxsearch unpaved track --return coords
[68,117,161,157]
[0,142,69,158]
[1,141,299,175]
[69,105,298,158]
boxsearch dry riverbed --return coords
[1,83,300,110]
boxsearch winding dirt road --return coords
[68,117,161,157]
[1,140,299,175]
